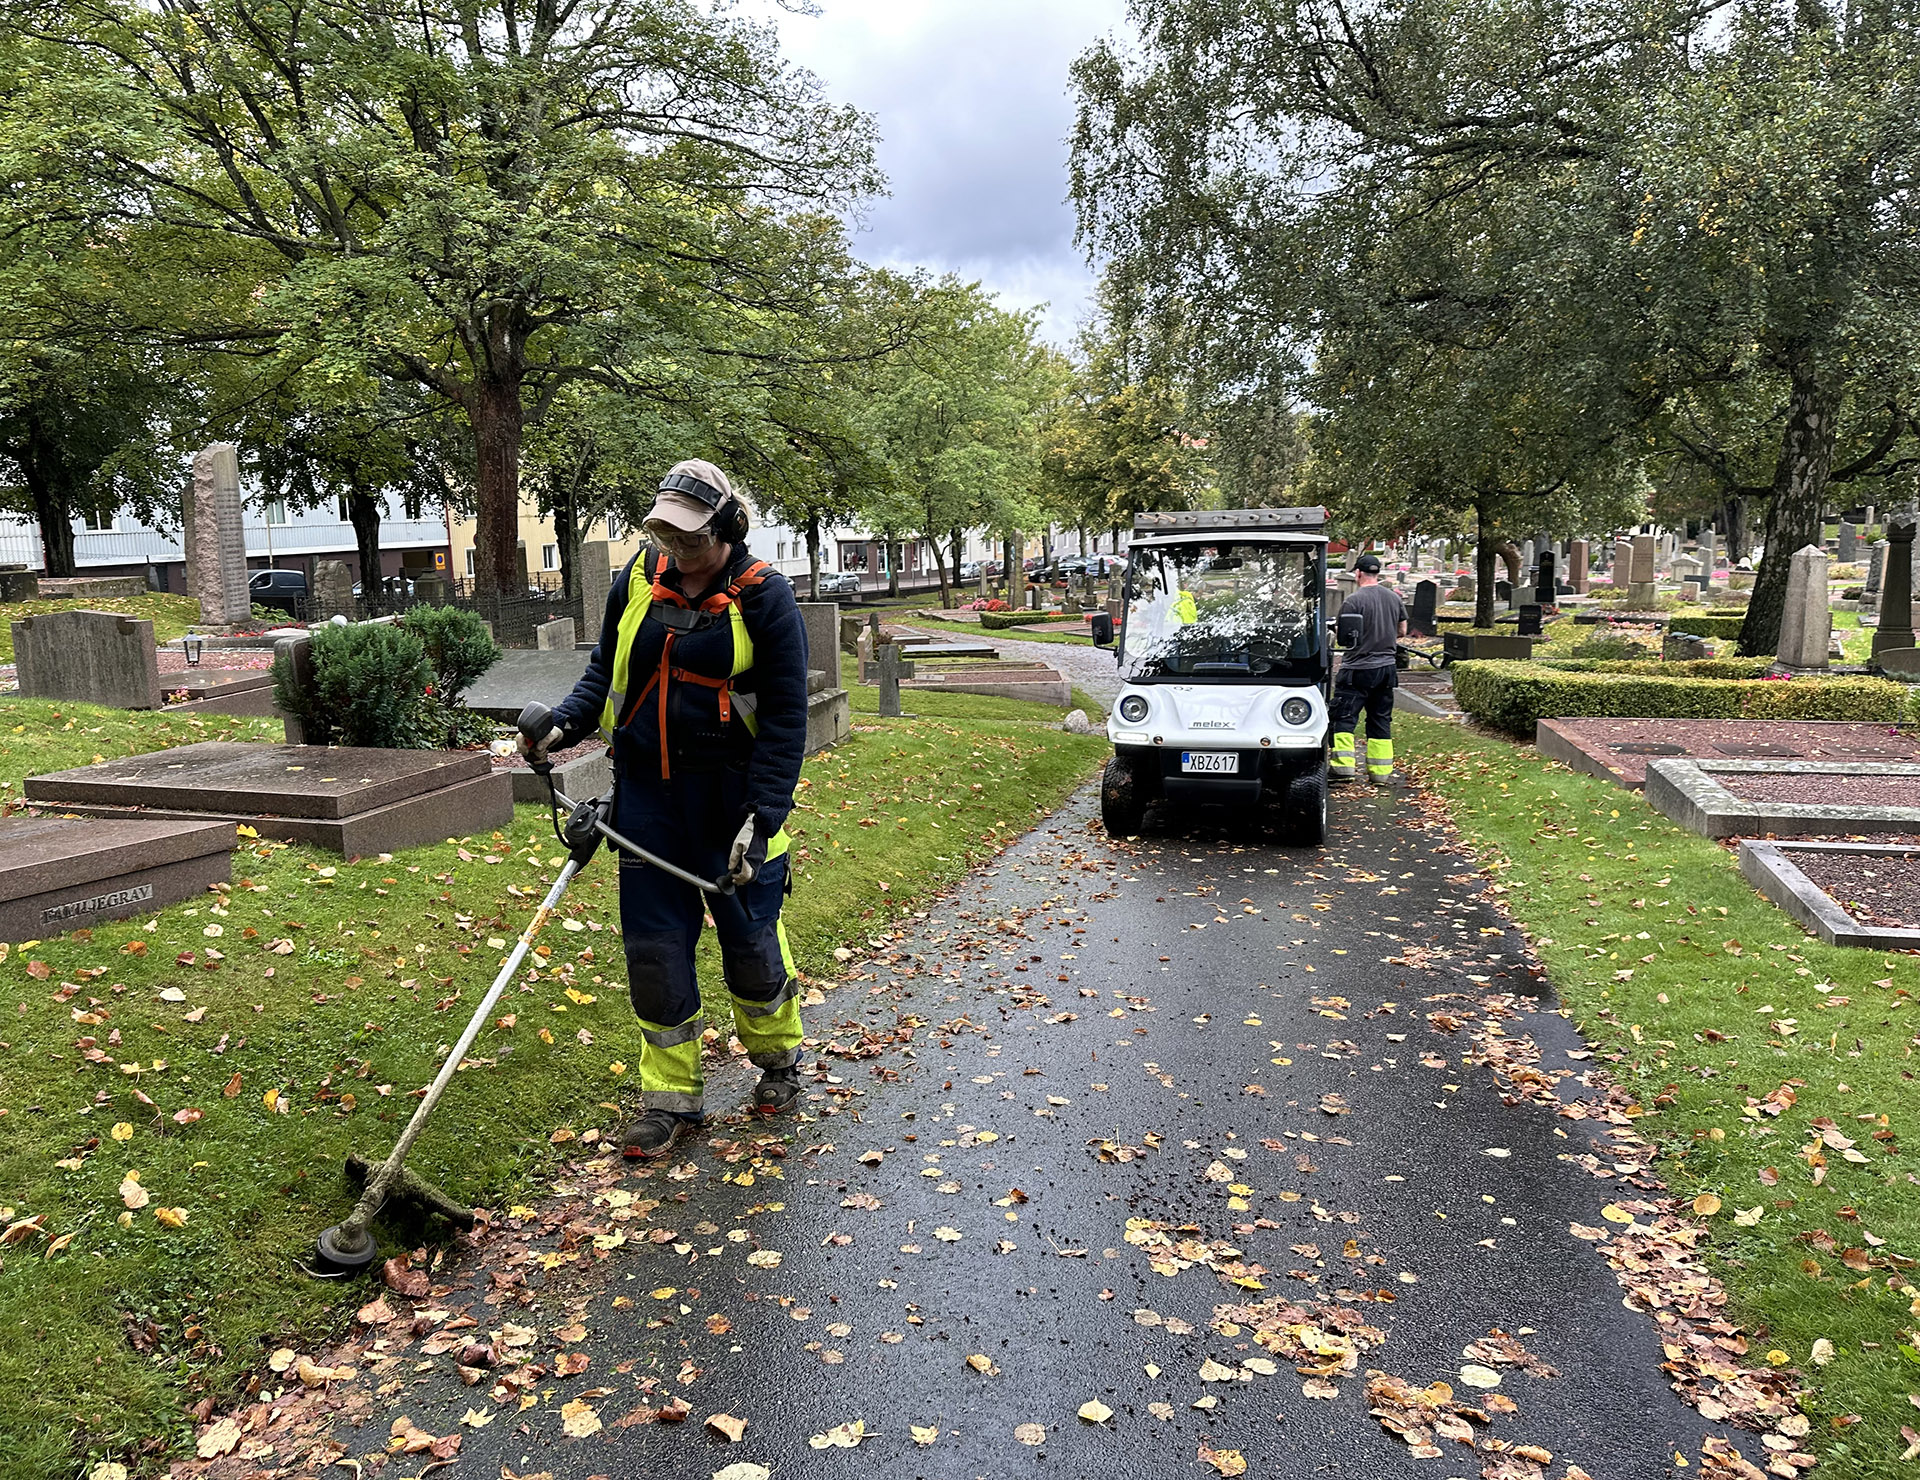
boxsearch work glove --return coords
[517,724,564,764]
[727,813,769,885]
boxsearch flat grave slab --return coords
[1738,840,1920,948]
[0,815,234,942]
[1645,758,1920,838]
[24,742,511,856]
[463,648,591,723]
[1537,718,1920,789]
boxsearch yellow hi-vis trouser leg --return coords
[636,1012,706,1115]
[1367,737,1395,779]
[729,916,803,1070]
[1330,730,1357,778]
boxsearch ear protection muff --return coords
[711,495,749,544]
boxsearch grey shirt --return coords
[1339,582,1406,671]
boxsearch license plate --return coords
[1180,751,1240,774]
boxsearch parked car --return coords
[351,575,415,600]
[248,568,308,616]
[814,570,862,597]
[958,560,986,582]
[1055,556,1090,577]
[1085,553,1126,578]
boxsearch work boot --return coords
[621,1108,703,1160]
[753,1064,804,1117]
[1369,770,1409,789]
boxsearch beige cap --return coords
[645,459,734,533]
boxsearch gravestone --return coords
[1409,580,1438,637]
[0,569,40,601]
[273,634,314,743]
[1838,522,1858,562]
[1777,545,1831,670]
[1494,579,1512,605]
[876,642,914,719]
[1516,603,1544,637]
[1629,534,1658,607]
[25,742,514,856]
[13,610,162,709]
[1866,540,1888,598]
[1535,551,1557,604]
[414,573,447,606]
[0,816,236,943]
[1613,537,1635,589]
[577,540,613,630]
[796,602,840,680]
[1874,521,1917,658]
[1682,579,1705,603]
[1664,632,1710,661]
[313,559,354,621]
[1700,531,1719,575]
[806,668,851,753]
[535,617,576,651]
[1569,538,1589,594]
[185,444,251,629]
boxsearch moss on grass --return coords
[1403,713,1920,1479]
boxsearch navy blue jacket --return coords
[552,544,810,835]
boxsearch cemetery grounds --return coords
[0,689,1107,1476]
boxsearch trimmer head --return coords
[313,1222,380,1275]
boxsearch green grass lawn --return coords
[0,593,202,663]
[1402,713,1919,1479]
[1,699,284,799]
[0,692,1105,1478]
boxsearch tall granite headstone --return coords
[1778,545,1831,670]
[1569,538,1590,594]
[1629,534,1658,607]
[1614,537,1635,590]
[796,601,840,677]
[1866,540,1888,599]
[1874,522,1916,659]
[1409,580,1438,637]
[576,540,613,630]
[1838,521,1858,562]
[313,559,353,621]
[1535,550,1557,603]
[13,610,162,709]
[186,444,251,629]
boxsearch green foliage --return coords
[272,624,432,749]
[1452,660,1909,736]
[1533,657,1777,679]
[1663,615,1749,640]
[1565,631,1660,660]
[402,606,500,703]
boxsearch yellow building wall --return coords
[447,502,648,585]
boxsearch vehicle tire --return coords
[1100,755,1146,836]
[1281,759,1328,848]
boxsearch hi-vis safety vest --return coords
[598,550,773,779]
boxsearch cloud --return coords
[764,0,1127,343]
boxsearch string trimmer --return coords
[310,702,733,1275]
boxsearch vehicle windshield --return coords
[1120,540,1321,681]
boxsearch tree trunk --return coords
[470,374,526,601]
[929,528,951,608]
[806,516,821,600]
[27,475,77,578]
[1723,496,1749,566]
[887,540,900,599]
[550,475,580,603]
[1740,352,1839,657]
[347,487,384,596]
[1474,504,1497,631]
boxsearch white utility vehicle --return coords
[1094,507,1332,844]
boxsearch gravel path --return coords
[177,786,1784,1480]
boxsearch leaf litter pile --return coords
[161,794,1820,1480]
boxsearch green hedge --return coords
[976,609,1085,629]
[1451,659,1911,736]
[1533,657,1775,679]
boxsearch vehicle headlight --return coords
[1280,696,1313,726]
[1118,694,1150,724]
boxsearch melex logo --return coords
[1190,720,1232,729]
[42,883,155,925]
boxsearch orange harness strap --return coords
[632,556,774,780]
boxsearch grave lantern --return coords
[182,635,204,668]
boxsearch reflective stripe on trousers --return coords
[1367,737,1394,777]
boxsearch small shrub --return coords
[1567,631,1658,660]
[1662,613,1746,640]
[273,622,433,748]
[1452,659,1910,736]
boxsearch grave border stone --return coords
[1738,839,1920,949]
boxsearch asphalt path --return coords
[190,784,1777,1480]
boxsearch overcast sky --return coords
[763,0,1130,346]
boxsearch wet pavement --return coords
[181,783,1787,1480]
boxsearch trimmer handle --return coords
[517,702,556,775]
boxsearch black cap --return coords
[1354,553,1382,574]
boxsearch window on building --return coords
[337,496,351,522]
[542,544,559,571]
[776,540,787,560]
[265,499,288,526]
[607,514,623,541]
[839,542,868,572]
[81,509,118,532]
[464,548,476,577]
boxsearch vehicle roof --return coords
[1129,531,1329,548]
[1132,506,1329,533]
